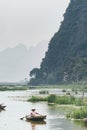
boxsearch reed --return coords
[28,96,47,102]
[68,107,87,119]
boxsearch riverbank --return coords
[0,82,87,91]
[1,90,86,130]
[1,83,87,121]
[28,94,87,121]
[0,85,28,91]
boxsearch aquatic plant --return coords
[69,107,87,119]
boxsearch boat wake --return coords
[47,115,65,120]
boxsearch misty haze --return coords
[0,41,48,82]
[1,1,87,130]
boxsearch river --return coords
[0,90,87,130]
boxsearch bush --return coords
[55,95,75,104]
[71,107,87,119]
[47,95,76,104]
[28,96,47,102]
[39,90,49,94]
[75,98,84,106]
[47,94,57,103]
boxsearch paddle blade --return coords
[20,117,24,120]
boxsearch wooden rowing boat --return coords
[0,104,6,110]
[25,115,46,121]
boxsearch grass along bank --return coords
[0,85,28,91]
[67,107,87,119]
[28,94,87,120]
[28,94,85,106]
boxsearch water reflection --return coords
[28,121,46,130]
[74,120,87,128]
[0,109,5,112]
[0,91,87,130]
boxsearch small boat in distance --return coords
[0,104,6,110]
[26,115,47,121]
[20,115,47,121]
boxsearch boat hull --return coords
[26,115,46,121]
[0,105,6,110]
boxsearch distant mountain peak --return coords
[0,41,48,82]
[14,43,27,50]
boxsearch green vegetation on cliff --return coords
[29,0,87,85]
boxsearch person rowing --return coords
[30,109,40,117]
[20,108,46,120]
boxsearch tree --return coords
[30,68,39,79]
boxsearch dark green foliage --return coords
[39,90,49,94]
[29,0,87,85]
[47,94,57,103]
[28,94,85,106]
[62,89,66,92]
[47,94,76,104]
[28,96,47,102]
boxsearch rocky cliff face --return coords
[29,0,87,85]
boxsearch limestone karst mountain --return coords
[29,0,87,85]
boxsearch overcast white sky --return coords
[0,0,70,50]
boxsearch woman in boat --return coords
[30,109,40,117]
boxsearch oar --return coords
[20,114,31,120]
[20,116,26,120]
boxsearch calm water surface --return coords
[0,90,87,130]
